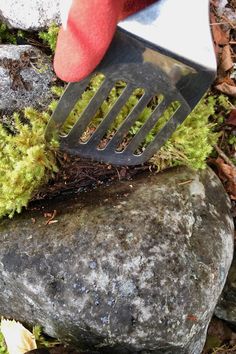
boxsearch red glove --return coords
[54,0,156,82]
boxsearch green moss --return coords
[0,331,7,354]
[150,96,219,171]
[0,22,25,44]
[0,108,59,219]
[38,23,60,52]
[33,325,60,348]
[0,74,224,219]
[0,22,17,44]
[228,135,236,145]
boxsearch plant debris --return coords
[32,152,151,202]
[0,51,32,91]
[211,0,236,97]
[203,317,236,353]
[210,156,236,199]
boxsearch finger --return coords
[54,0,125,82]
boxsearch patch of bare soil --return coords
[32,152,153,202]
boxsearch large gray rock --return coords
[215,257,236,325]
[0,45,56,115]
[0,0,61,30]
[0,167,234,354]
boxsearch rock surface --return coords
[0,0,61,30]
[0,45,55,115]
[0,167,234,354]
[215,256,236,325]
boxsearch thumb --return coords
[54,0,156,83]
[54,0,125,82]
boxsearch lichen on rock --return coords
[0,45,56,115]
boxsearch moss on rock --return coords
[0,107,58,219]
[0,75,228,219]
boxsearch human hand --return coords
[54,0,156,82]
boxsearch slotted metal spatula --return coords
[45,0,216,165]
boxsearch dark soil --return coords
[49,345,82,354]
[32,151,153,203]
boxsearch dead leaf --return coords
[226,109,236,126]
[211,14,230,45]
[221,76,236,85]
[207,317,232,344]
[214,43,222,61]
[221,45,234,72]
[215,82,236,97]
[213,157,236,199]
[229,0,236,8]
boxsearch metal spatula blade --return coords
[45,0,216,166]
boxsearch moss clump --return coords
[33,325,60,348]
[150,96,219,171]
[38,23,60,52]
[0,330,7,354]
[0,108,58,219]
[0,22,25,44]
[0,76,223,219]
[0,22,16,43]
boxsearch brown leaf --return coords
[215,82,236,97]
[220,76,236,85]
[214,43,222,61]
[229,0,236,8]
[221,45,234,72]
[207,317,232,344]
[226,109,236,126]
[213,157,236,199]
[211,14,230,45]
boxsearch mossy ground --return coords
[0,80,228,219]
[0,108,58,219]
[0,23,232,219]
